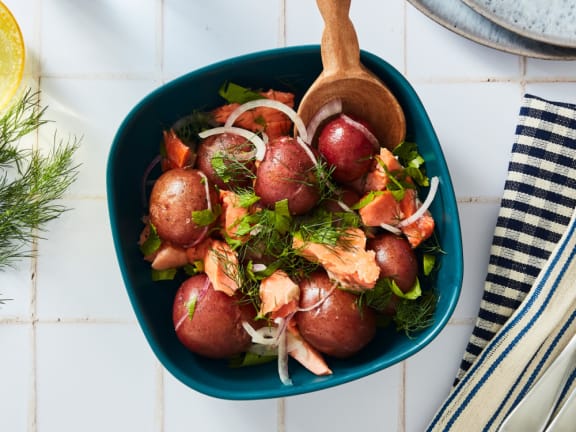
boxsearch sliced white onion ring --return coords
[274,317,292,386]
[198,126,266,161]
[380,223,402,235]
[297,281,338,312]
[306,99,343,142]
[223,98,309,144]
[251,263,267,272]
[336,200,354,213]
[398,176,439,228]
[296,136,319,167]
[341,114,380,151]
[242,321,279,345]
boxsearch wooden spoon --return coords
[298,0,406,149]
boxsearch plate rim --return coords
[407,0,576,60]
[461,0,576,49]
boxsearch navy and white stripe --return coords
[428,95,576,431]
[457,94,576,382]
[428,208,576,430]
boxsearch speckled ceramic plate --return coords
[407,0,576,60]
[462,0,576,48]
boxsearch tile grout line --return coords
[155,362,165,432]
[28,1,44,429]
[402,0,408,77]
[399,362,407,432]
[278,0,286,48]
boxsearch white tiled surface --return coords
[1,1,575,431]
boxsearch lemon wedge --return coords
[0,1,25,109]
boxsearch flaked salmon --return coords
[293,228,380,290]
[219,189,250,241]
[258,270,300,319]
[203,239,240,296]
[286,319,332,376]
[399,188,435,247]
[364,147,403,193]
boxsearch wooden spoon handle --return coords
[317,0,362,74]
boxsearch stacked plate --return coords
[408,0,576,60]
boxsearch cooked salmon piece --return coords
[359,190,403,227]
[286,320,332,376]
[203,239,240,296]
[185,236,212,262]
[293,228,380,290]
[364,147,403,193]
[259,270,300,319]
[212,89,296,139]
[150,243,188,270]
[219,190,250,241]
[399,188,435,247]
[162,129,193,171]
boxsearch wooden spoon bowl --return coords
[298,0,406,149]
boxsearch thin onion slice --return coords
[336,200,354,213]
[141,154,162,207]
[296,136,319,167]
[341,114,380,151]
[198,126,266,161]
[297,282,338,312]
[380,223,402,235]
[242,322,279,345]
[398,176,439,228]
[251,263,267,272]
[306,99,343,143]
[274,317,293,386]
[223,98,309,144]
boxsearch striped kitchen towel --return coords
[457,94,576,382]
[427,94,576,431]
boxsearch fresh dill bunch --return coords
[0,89,80,271]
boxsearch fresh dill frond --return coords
[0,89,80,271]
[210,149,256,188]
[394,290,437,338]
[0,89,48,168]
[296,207,359,246]
[171,110,217,147]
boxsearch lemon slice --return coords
[0,1,25,109]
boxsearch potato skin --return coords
[172,274,255,359]
[296,271,376,358]
[317,115,376,183]
[149,168,218,247]
[368,233,418,292]
[254,136,319,215]
[196,133,255,190]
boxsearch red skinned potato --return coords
[368,233,418,292]
[317,114,378,183]
[172,274,255,359]
[149,168,218,247]
[196,133,256,190]
[254,136,320,215]
[296,271,376,358]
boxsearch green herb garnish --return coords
[219,82,264,104]
[0,89,80,271]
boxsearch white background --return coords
[1,1,575,431]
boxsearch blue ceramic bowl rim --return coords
[107,45,463,399]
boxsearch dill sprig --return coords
[394,291,437,338]
[0,89,80,271]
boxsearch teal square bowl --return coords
[107,46,463,400]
